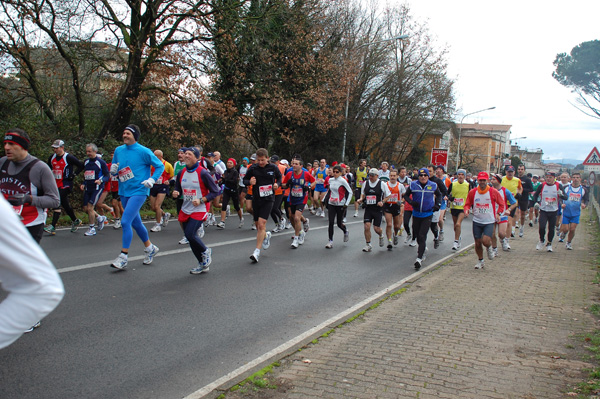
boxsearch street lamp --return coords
[455,106,496,169]
[342,34,410,162]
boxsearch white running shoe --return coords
[493,248,498,257]
[162,212,171,227]
[250,250,260,263]
[298,231,305,245]
[504,238,511,250]
[393,234,399,246]
[251,222,257,230]
[536,241,544,250]
[143,244,159,265]
[197,223,205,239]
[325,241,333,249]
[320,211,326,218]
[96,215,107,230]
[362,244,372,252]
[279,218,286,231]
[487,246,495,260]
[474,259,485,269]
[217,221,225,229]
[150,223,162,232]
[546,243,553,252]
[502,238,510,251]
[285,221,293,229]
[239,217,244,228]
[262,231,272,250]
[379,234,384,247]
[272,225,281,233]
[315,209,321,217]
[404,234,411,244]
[354,211,359,217]
[84,226,97,236]
[452,241,459,250]
[303,219,310,232]
[409,239,417,247]
[113,219,121,229]
[179,236,189,245]
[414,258,422,269]
[342,217,347,223]
[291,237,299,248]
[111,253,128,270]
[566,242,573,250]
[519,226,524,237]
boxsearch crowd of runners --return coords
[1,126,593,274]
[0,126,594,341]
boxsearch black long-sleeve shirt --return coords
[243,163,282,201]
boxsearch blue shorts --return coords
[83,187,103,206]
[440,200,447,211]
[472,221,494,239]
[315,185,327,193]
[561,214,580,225]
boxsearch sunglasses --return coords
[418,174,428,177]
[333,170,341,174]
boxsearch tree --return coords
[553,40,600,119]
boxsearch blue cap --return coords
[418,167,430,176]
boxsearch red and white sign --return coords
[583,147,600,165]
[431,148,448,169]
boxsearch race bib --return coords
[84,170,95,180]
[453,198,464,206]
[157,177,164,185]
[544,197,557,206]
[569,193,581,202]
[316,178,324,185]
[52,169,63,180]
[329,196,341,205]
[118,166,134,182]
[474,203,491,214]
[291,187,303,197]
[183,188,197,202]
[387,194,398,203]
[259,184,273,197]
[366,195,377,205]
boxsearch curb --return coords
[185,242,475,399]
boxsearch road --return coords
[0,211,474,399]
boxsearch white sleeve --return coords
[0,197,64,349]
[343,178,353,206]
[215,162,226,175]
[381,182,391,197]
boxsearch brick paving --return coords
[220,216,599,399]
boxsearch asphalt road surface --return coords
[0,210,474,399]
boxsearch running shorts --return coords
[83,187,103,206]
[450,209,464,218]
[472,221,494,239]
[252,198,274,221]
[561,214,580,225]
[384,203,401,216]
[150,184,169,197]
[363,207,383,227]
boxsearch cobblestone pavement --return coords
[218,216,599,399]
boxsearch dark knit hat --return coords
[124,124,141,141]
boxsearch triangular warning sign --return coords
[583,147,600,165]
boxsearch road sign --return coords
[583,147,600,165]
[590,171,596,186]
[431,148,448,169]
[503,159,511,166]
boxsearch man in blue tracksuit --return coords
[403,167,442,270]
[109,124,164,270]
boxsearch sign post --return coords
[431,148,448,171]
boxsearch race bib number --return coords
[366,195,377,205]
[544,197,557,206]
[453,198,464,206]
[183,188,197,202]
[52,169,63,180]
[329,196,341,205]
[316,178,324,185]
[569,193,581,202]
[387,194,398,203]
[118,166,134,182]
[84,170,95,180]
[474,203,491,214]
[291,187,303,197]
[259,184,273,197]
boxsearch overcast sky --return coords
[377,0,599,161]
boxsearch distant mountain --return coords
[543,158,583,166]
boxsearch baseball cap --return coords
[505,165,515,172]
[270,155,279,162]
[206,152,215,157]
[368,168,379,175]
[250,153,257,160]
[477,171,489,180]
[51,139,65,148]
[418,167,429,177]
[546,171,556,176]
[340,163,347,168]
[280,159,289,165]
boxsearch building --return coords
[453,123,512,174]
[510,145,544,176]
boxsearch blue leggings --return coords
[183,218,208,261]
[121,195,149,249]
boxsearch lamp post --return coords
[455,106,496,169]
[342,34,409,162]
